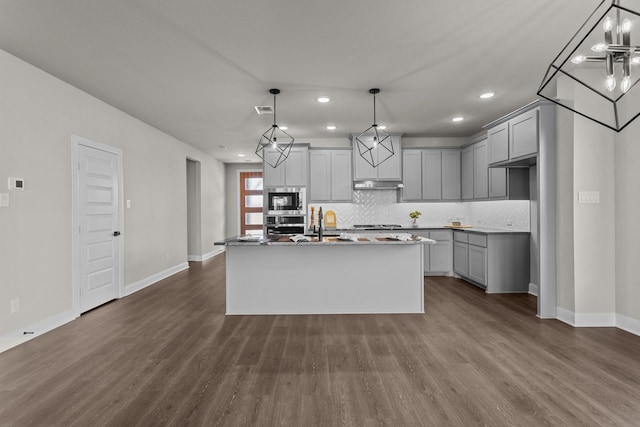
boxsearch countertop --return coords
[218,233,435,246]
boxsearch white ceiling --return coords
[0,0,601,163]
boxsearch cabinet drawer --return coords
[429,230,451,241]
[468,233,487,247]
[454,231,468,243]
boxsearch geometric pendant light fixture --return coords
[354,88,394,167]
[538,0,640,132]
[255,88,295,168]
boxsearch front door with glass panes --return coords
[240,171,263,236]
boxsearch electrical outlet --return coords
[507,219,513,226]
[10,298,20,313]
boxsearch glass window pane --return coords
[245,195,263,208]
[245,213,263,225]
[245,177,263,191]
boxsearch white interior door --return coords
[77,144,121,312]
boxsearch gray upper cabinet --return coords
[509,109,538,160]
[402,150,422,200]
[461,146,474,200]
[263,146,309,188]
[473,140,488,199]
[402,149,460,202]
[442,151,461,200]
[352,134,402,181]
[488,123,509,164]
[309,149,352,202]
[422,150,442,200]
[486,105,540,166]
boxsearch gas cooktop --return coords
[353,224,403,229]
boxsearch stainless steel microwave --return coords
[265,187,306,214]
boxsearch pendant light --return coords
[255,89,294,168]
[355,88,394,167]
[538,0,640,132]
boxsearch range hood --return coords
[353,180,404,190]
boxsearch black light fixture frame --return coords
[255,89,295,168]
[355,88,394,168]
[538,0,640,132]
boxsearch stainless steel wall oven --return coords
[264,187,306,235]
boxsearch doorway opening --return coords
[186,158,202,261]
[239,171,263,236]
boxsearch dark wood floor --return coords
[1,255,640,426]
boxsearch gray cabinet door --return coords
[489,167,507,199]
[461,146,474,200]
[454,241,469,276]
[309,150,331,201]
[430,240,452,272]
[263,148,286,187]
[510,109,538,160]
[473,140,488,199]
[353,135,401,180]
[402,150,422,201]
[422,150,442,200]
[377,135,402,180]
[331,151,352,201]
[488,122,509,164]
[442,150,461,200]
[284,148,308,187]
[468,245,487,286]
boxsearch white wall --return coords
[615,120,640,327]
[0,49,225,336]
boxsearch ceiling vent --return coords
[254,106,273,115]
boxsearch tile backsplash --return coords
[310,190,530,231]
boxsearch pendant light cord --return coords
[273,93,277,127]
[372,92,377,126]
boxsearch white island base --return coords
[225,243,424,315]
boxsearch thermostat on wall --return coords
[8,177,24,191]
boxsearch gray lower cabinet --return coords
[453,230,529,293]
[412,230,453,275]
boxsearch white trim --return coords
[4,308,77,338]
[188,248,225,262]
[528,282,539,296]
[71,136,125,317]
[617,314,640,337]
[574,312,616,327]
[556,307,575,325]
[124,262,189,296]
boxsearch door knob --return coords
[113,231,121,236]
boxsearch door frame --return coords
[71,135,125,316]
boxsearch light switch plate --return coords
[0,193,8,207]
[578,191,600,204]
[8,177,24,191]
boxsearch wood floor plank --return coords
[1,255,640,426]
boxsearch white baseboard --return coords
[617,314,640,336]
[4,308,78,340]
[556,307,575,326]
[187,248,224,262]
[124,262,189,296]
[528,282,539,296]
[555,307,637,335]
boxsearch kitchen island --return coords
[219,234,432,315]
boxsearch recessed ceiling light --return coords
[317,96,330,103]
[378,125,387,130]
[326,125,336,130]
[479,92,495,99]
[452,116,464,122]
[238,154,245,157]
[279,126,288,130]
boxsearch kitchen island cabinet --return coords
[221,235,429,315]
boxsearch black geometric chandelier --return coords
[355,88,394,168]
[538,0,640,132]
[255,89,294,168]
